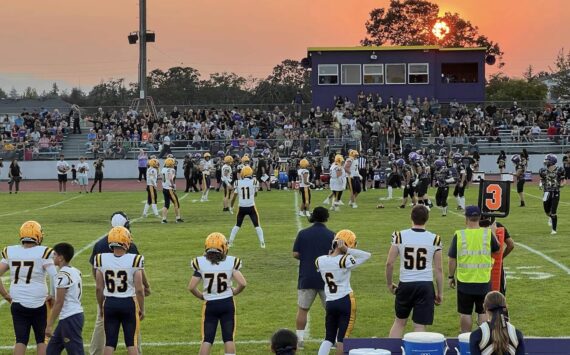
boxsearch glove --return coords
[412,179,418,187]
[539,182,543,190]
[446,178,455,184]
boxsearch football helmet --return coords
[334,229,357,249]
[224,156,234,164]
[216,150,225,157]
[306,151,313,157]
[395,158,405,167]
[388,153,396,161]
[408,152,420,162]
[367,148,373,155]
[544,154,557,167]
[165,158,176,168]
[204,152,211,160]
[439,148,447,157]
[299,159,310,168]
[334,154,344,164]
[241,166,254,178]
[453,153,463,163]
[241,155,250,164]
[434,159,446,170]
[204,232,228,255]
[314,149,321,156]
[108,226,131,251]
[148,158,159,168]
[194,153,202,159]
[262,148,271,156]
[511,154,521,164]
[111,211,130,229]
[291,151,297,158]
[19,221,43,245]
[349,150,359,158]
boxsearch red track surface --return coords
[3,179,147,192]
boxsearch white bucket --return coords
[402,332,447,355]
[455,332,471,355]
[349,349,391,355]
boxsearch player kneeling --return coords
[188,233,247,355]
[316,230,371,355]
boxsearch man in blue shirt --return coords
[292,207,334,348]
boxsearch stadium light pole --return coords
[139,0,147,99]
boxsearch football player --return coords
[0,221,57,355]
[497,151,507,174]
[384,157,401,200]
[200,153,214,202]
[399,158,416,209]
[46,243,85,355]
[215,151,224,192]
[298,158,312,217]
[94,227,145,355]
[344,150,361,209]
[142,158,160,218]
[288,152,299,189]
[512,155,526,207]
[434,159,455,216]
[329,155,346,212]
[188,233,247,355]
[385,205,443,338]
[452,153,467,211]
[228,166,265,248]
[221,156,234,213]
[161,157,184,224]
[316,230,371,355]
[412,154,432,208]
[539,154,566,235]
[257,150,272,192]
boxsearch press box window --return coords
[363,64,384,85]
[341,64,361,85]
[408,63,429,84]
[318,65,338,85]
[441,63,479,83]
[385,64,406,84]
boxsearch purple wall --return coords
[309,48,485,109]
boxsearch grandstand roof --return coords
[307,45,487,52]
[0,98,72,114]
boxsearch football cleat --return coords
[205,232,228,254]
[108,226,131,251]
[176,218,184,223]
[260,241,266,249]
[19,221,44,245]
[323,198,330,205]
[334,229,357,248]
[551,230,557,235]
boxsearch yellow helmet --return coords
[224,155,234,164]
[334,229,357,249]
[164,158,176,168]
[149,159,159,168]
[241,166,254,178]
[300,158,310,168]
[108,226,131,251]
[204,152,211,159]
[334,154,344,164]
[204,232,228,255]
[349,150,359,158]
[241,155,250,164]
[19,221,43,245]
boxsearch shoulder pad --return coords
[339,254,349,269]
[233,257,242,270]
[392,231,402,244]
[132,254,144,268]
[315,257,320,270]
[191,258,200,272]
[1,247,7,259]
[94,253,103,268]
[433,234,442,246]
[42,247,54,259]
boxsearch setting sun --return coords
[432,20,450,40]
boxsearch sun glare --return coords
[432,20,450,40]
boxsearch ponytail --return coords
[484,291,509,354]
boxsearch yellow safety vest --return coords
[456,228,493,283]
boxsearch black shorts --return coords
[104,297,140,349]
[403,185,415,199]
[163,189,180,209]
[236,206,260,228]
[146,185,157,205]
[416,180,429,196]
[299,186,311,206]
[435,186,449,207]
[202,297,236,344]
[516,179,525,193]
[288,170,298,183]
[543,191,560,216]
[58,174,68,183]
[387,174,401,188]
[11,302,47,345]
[348,177,362,194]
[395,281,435,325]
[325,293,356,344]
[566,167,570,180]
[47,312,84,355]
[202,174,211,188]
[453,184,465,197]
[457,290,485,315]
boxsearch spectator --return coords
[8,158,22,194]
[90,157,104,193]
[57,154,70,193]
[292,207,335,349]
[137,149,148,182]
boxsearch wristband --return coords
[448,276,455,279]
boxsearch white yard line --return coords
[0,195,83,218]
[516,189,570,206]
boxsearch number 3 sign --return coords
[478,180,510,218]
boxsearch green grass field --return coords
[0,184,569,354]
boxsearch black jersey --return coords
[435,168,453,188]
[539,167,565,192]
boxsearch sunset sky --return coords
[1,0,568,93]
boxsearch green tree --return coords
[486,75,547,102]
[61,87,87,106]
[8,87,18,99]
[550,48,570,99]
[87,78,132,107]
[198,72,250,104]
[0,87,6,99]
[361,0,504,66]
[49,82,60,98]
[147,66,201,105]
[252,59,310,104]
[22,87,39,99]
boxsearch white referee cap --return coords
[111,212,129,228]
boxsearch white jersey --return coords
[329,163,346,191]
[392,229,442,282]
[55,266,83,319]
[221,164,233,184]
[347,157,359,177]
[316,248,371,301]
[94,253,144,298]
[234,178,258,207]
[298,168,310,188]
[77,162,89,177]
[201,159,214,175]
[147,167,158,187]
[161,167,175,190]
[191,255,242,301]
[1,245,56,308]
[57,160,70,175]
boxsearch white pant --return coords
[90,304,143,355]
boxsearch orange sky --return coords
[1,0,568,93]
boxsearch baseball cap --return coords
[465,205,481,217]
[111,211,130,229]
